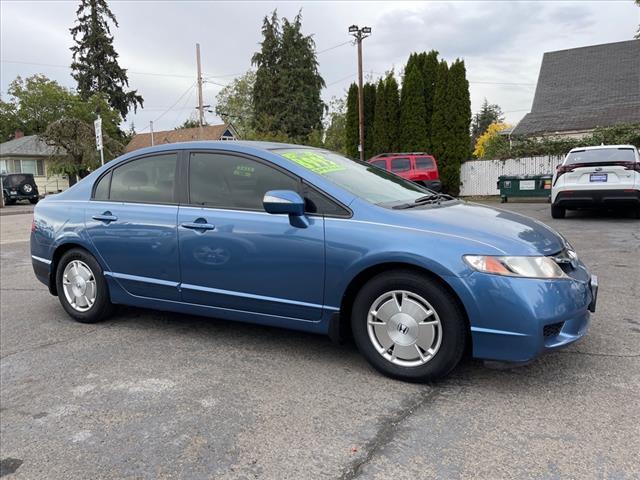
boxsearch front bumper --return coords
[449,262,596,363]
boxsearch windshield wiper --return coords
[392,193,455,209]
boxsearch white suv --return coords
[551,145,640,219]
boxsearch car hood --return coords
[396,201,566,256]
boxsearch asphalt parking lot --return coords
[1,202,639,479]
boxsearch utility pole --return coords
[150,121,154,146]
[196,43,204,140]
[349,25,371,162]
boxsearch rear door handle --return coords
[181,221,215,231]
[92,212,118,223]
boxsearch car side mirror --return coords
[263,190,305,216]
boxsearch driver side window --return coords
[188,152,300,210]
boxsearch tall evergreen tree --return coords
[344,83,359,159]
[430,60,450,166]
[421,50,439,150]
[384,74,401,151]
[278,12,325,139]
[399,62,428,151]
[363,82,376,159]
[441,59,471,195]
[252,11,284,135]
[251,10,325,141]
[70,0,143,119]
[372,78,389,156]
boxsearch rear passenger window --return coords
[189,153,299,210]
[93,172,111,200]
[109,154,177,204]
[371,160,387,170]
[391,158,411,172]
[415,157,435,170]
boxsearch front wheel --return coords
[351,270,466,382]
[55,248,114,323]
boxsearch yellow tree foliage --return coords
[473,122,511,158]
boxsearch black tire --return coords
[29,197,39,204]
[55,248,114,323]
[551,204,566,219]
[4,198,16,205]
[351,270,466,382]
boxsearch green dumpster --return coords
[497,174,552,203]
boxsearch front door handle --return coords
[92,212,118,223]
[181,221,215,231]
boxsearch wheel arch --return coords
[49,242,95,295]
[336,262,472,354]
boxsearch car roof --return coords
[371,152,433,158]
[568,144,637,152]
[119,140,322,160]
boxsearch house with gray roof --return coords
[0,131,69,194]
[512,40,640,138]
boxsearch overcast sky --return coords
[1,0,638,134]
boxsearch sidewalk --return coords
[0,203,34,217]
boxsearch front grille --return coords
[543,322,564,338]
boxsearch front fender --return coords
[323,217,480,309]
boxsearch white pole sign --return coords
[94,116,104,165]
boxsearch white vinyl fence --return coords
[459,156,564,196]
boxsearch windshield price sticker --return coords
[281,151,346,175]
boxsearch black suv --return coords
[2,173,40,205]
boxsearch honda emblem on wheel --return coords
[397,323,409,334]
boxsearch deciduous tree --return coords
[215,70,255,136]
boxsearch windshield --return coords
[565,148,637,165]
[274,148,432,206]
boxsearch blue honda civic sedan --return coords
[30,141,597,381]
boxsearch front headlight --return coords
[463,255,566,279]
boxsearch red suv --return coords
[368,153,441,191]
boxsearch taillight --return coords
[553,164,574,185]
[623,162,640,172]
[31,218,36,233]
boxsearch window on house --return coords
[0,159,45,175]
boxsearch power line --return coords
[326,73,357,87]
[1,59,197,79]
[136,82,195,132]
[317,40,352,55]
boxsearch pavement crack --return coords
[338,388,440,480]
[557,350,640,358]
[0,327,102,361]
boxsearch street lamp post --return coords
[349,25,371,162]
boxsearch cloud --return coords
[1,0,637,131]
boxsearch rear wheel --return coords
[351,270,466,382]
[29,198,39,204]
[551,204,566,219]
[55,248,114,323]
